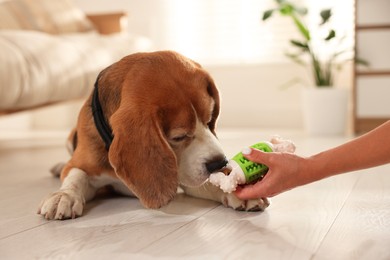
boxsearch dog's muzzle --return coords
[205,157,228,174]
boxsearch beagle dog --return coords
[38,51,269,220]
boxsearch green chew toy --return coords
[231,142,273,183]
[209,136,296,193]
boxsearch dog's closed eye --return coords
[171,135,188,142]
[168,128,194,144]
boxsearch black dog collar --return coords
[91,79,114,150]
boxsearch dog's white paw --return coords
[38,189,85,220]
[222,193,270,212]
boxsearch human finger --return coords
[235,179,270,199]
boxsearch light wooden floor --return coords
[0,129,389,260]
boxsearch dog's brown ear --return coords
[207,81,221,135]
[108,106,178,209]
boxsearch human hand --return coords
[234,148,308,199]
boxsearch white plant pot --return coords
[301,87,349,135]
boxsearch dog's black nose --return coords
[206,157,228,173]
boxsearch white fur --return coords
[38,168,96,220]
[181,182,270,211]
[38,169,137,220]
[90,174,134,196]
[178,120,225,187]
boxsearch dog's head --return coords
[97,51,226,209]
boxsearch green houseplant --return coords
[262,0,367,87]
[261,0,367,135]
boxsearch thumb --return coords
[242,147,272,166]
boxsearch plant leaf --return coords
[280,4,294,15]
[338,34,347,43]
[285,52,306,66]
[330,49,350,61]
[320,9,332,25]
[355,57,370,66]
[280,2,307,16]
[295,7,308,15]
[262,9,274,21]
[290,39,309,50]
[276,0,287,4]
[325,29,336,41]
[292,15,311,40]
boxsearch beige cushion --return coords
[0,30,152,110]
[0,0,95,34]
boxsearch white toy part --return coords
[269,135,296,153]
[209,135,296,193]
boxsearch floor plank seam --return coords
[310,174,362,259]
[135,204,221,253]
[0,221,52,241]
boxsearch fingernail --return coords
[241,147,252,155]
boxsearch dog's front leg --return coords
[182,182,270,212]
[38,168,96,220]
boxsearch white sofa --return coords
[0,0,152,113]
